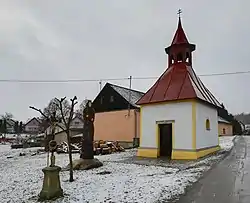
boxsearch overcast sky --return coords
[0,0,249,121]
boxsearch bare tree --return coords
[1,112,14,120]
[30,96,77,182]
[55,96,78,182]
[39,98,70,129]
[29,106,57,152]
[75,99,88,118]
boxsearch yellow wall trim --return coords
[172,145,220,160]
[192,101,197,149]
[137,147,158,158]
[137,145,220,159]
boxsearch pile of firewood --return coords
[93,140,125,155]
[56,140,125,155]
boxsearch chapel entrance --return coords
[159,123,172,157]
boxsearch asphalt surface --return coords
[176,136,250,203]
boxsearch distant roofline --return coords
[107,82,145,94]
[24,117,41,126]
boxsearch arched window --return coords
[206,119,210,130]
[223,128,226,134]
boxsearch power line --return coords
[0,70,249,83]
[133,70,250,80]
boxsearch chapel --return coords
[136,12,222,160]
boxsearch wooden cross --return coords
[177,9,182,18]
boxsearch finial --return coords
[177,8,182,18]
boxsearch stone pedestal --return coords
[39,166,63,201]
[65,158,103,170]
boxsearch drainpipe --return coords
[133,109,139,147]
[134,109,137,139]
[127,76,132,117]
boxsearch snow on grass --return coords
[0,136,237,203]
[0,144,11,153]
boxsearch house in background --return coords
[6,119,16,133]
[92,82,143,148]
[70,117,84,129]
[218,116,233,136]
[44,116,84,147]
[24,117,41,134]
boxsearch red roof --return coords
[136,62,221,107]
[171,17,189,45]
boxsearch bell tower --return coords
[165,9,196,67]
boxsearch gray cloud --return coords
[0,0,249,120]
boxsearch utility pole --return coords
[99,80,102,92]
[128,76,132,117]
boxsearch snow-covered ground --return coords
[0,136,236,203]
[219,135,236,151]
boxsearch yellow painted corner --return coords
[196,146,220,158]
[191,101,197,149]
[137,148,158,158]
[172,145,220,160]
[172,150,198,160]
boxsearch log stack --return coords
[93,140,125,155]
[56,140,125,155]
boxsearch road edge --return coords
[170,135,238,203]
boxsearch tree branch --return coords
[67,96,78,129]
[29,106,49,121]
[56,123,66,132]
[55,97,68,127]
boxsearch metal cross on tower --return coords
[177,9,182,18]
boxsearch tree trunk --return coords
[66,130,74,182]
[80,121,94,159]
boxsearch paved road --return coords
[176,136,250,203]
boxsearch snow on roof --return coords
[5,119,16,126]
[24,117,41,126]
[218,116,231,124]
[109,83,144,107]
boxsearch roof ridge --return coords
[109,82,145,94]
[176,67,188,98]
[188,67,210,101]
[189,67,214,103]
[163,66,175,99]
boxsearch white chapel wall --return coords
[140,102,193,150]
[196,102,218,149]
